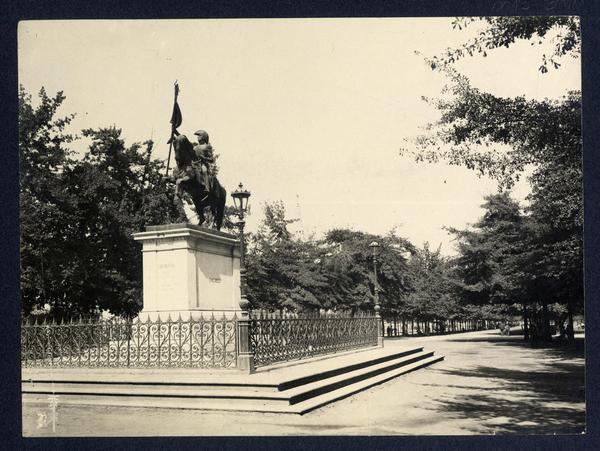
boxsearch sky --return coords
[18,18,581,255]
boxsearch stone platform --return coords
[22,345,443,415]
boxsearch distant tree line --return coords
[242,192,582,345]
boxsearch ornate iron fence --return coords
[21,314,237,369]
[21,311,380,370]
[249,310,378,367]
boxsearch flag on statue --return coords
[170,82,182,131]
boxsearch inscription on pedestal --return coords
[157,262,177,298]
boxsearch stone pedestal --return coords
[133,223,242,319]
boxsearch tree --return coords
[447,194,532,332]
[406,71,581,191]
[403,243,458,330]
[20,86,75,316]
[321,229,412,313]
[244,203,414,314]
[402,16,583,343]
[448,192,579,343]
[20,87,187,318]
[431,17,580,73]
[56,127,186,316]
[448,193,523,306]
[245,202,330,311]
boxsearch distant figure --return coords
[566,322,574,338]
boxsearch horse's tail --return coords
[215,184,226,230]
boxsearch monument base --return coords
[133,223,242,319]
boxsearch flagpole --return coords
[165,81,179,177]
[165,138,174,177]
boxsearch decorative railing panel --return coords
[21,315,237,369]
[249,311,378,367]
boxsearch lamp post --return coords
[231,183,254,373]
[369,241,384,347]
[231,183,251,309]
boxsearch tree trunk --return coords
[558,316,566,339]
[542,301,552,341]
[523,302,530,341]
[567,301,575,343]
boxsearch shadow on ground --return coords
[446,333,585,356]
[423,334,585,434]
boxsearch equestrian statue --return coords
[165,83,227,230]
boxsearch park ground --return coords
[22,329,585,436]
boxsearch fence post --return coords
[236,311,255,374]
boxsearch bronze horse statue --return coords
[171,134,226,229]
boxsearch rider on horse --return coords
[192,130,215,197]
[170,130,226,230]
[165,82,226,229]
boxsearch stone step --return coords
[22,382,280,397]
[21,347,425,392]
[22,378,278,393]
[22,349,442,414]
[21,369,269,387]
[22,382,287,401]
[21,393,295,413]
[22,350,433,401]
[21,354,444,414]
[275,347,424,390]
[289,354,445,414]
[282,350,436,404]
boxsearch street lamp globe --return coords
[231,182,251,218]
[369,241,381,257]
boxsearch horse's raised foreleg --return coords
[193,196,206,226]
